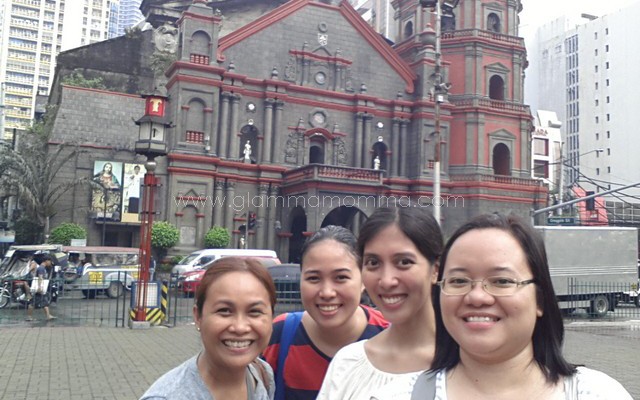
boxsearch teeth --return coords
[223,340,251,348]
[318,305,339,312]
[465,316,496,322]
[381,295,404,305]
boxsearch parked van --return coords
[0,245,65,278]
[62,246,140,298]
[172,249,279,277]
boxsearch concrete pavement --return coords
[0,320,638,399]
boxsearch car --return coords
[268,263,301,305]
[181,255,281,296]
[172,249,279,278]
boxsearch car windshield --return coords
[92,253,139,266]
[179,254,200,265]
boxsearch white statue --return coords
[373,156,381,170]
[243,140,252,163]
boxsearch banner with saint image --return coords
[91,161,123,221]
[121,163,146,223]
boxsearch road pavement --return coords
[0,320,638,399]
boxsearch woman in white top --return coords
[424,213,632,400]
[318,207,444,400]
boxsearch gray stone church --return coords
[48,0,543,261]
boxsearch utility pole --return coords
[433,0,442,225]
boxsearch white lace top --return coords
[433,366,632,400]
[317,340,424,400]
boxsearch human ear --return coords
[430,262,439,285]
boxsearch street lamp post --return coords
[133,94,169,323]
[421,0,458,225]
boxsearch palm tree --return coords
[0,107,96,243]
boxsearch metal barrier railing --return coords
[564,278,640,321]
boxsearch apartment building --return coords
[526,2,640,224]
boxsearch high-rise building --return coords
[116,0,143,37]
[0,0,117,140]
[349,0,396,40]
[527,2,640,225]
[0,0,65,139]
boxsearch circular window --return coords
[314,72,326,85]
[312,112,326,125]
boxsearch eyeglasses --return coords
[437,276,536,296]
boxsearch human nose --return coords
[377,265,398,289]
[464,279,494,306]
[229,314,252,333]
[318,281,336,299]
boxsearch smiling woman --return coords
[140,257,276,400]
[418,213,633,400]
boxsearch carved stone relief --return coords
[334,137,348,166]
[285,131,301,164]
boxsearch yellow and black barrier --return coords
[161,281,168,322]
[129,307,164,324]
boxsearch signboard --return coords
[121,163,146,223]
[547,216,577,225]
[91,161,123,221]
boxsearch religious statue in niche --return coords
[285,132,300,164]
[153,23,179,53]
[373,156,381,170]
[334,138,347,166]
[344,67,355,92]
[243,141,252,163]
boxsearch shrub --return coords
[151,221,180,260]
[204,226,230,248]
[49,222,87,245]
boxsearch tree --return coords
[204,226,230,248]
[151,221,180,261]
[0,107,94,243]
[49,222,87,245]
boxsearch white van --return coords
[172,249,279,277]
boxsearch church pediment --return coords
[488,129,516,140]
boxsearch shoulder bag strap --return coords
[410,371,438,400]
[251,359,270,392]
[275,311,303,400]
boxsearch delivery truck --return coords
[536,226,639,317]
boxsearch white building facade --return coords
[526,3,640,225]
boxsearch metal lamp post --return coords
[420,0,458,224]
[133,94,169,323]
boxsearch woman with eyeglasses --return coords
[317,207,443,399]
[418,213,631,400]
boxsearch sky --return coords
[518,0,640,40]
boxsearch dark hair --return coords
[194,256,277,316]
[357,207,443,266]
[430,213,576,382]
[300,225,359,269]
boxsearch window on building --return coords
[404,21,413,39]
[595,49,598,56]
[606,79,610,86]
[596,168,600,175]
[606,61,609,69]
[606,114,610,121]
[607,148,611,155]
[533,160,549,179]
[595,82,599,90]
[595,65,598,72]
[607,166,611,173]
[533,138,548,156]
[595,99,599,106]
[489,75,505,100]
[596,133,599,140]
[606,44,609,52]
[595,116,599,123]
[606,96,610,103]
[594,32,598,39]
[607,131,610,138]
[606,28,609,35]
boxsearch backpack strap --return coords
[251,359,270,392]
[275,311,303,400]
[410,370,438,400]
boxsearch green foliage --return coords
[49,222,87,245]
[204,226,230,249]
[0,105,92,235]
[151,221,180,250]
[61,71,106,90]
[150,51,177,76]
[13,216,43,245]
[171,255,185,264]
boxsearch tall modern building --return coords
[527,2,640,225]
[0,0,65,139]
[349,0,396,40]
[0,0,117,140]
[115,0,143,37]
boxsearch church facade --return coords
[48,0,543,261]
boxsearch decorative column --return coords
[228,94,241,160]
[213,180,225,226]
[257,184,269,249]
[204,108,214,154]
[354,113,364,168]
[399,119,409,176]
[224,181,236,236]
[362,113,373,168]
[267,185,279,251]
[262,99,274,163]
[218,92,231,157]
[391,118,401,176]
[272,100,284,163]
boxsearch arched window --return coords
[487,13,501,33]
[309,138,325,164]
[489,75,505,100]
[492,143,511,175]
[404,21,413,39]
